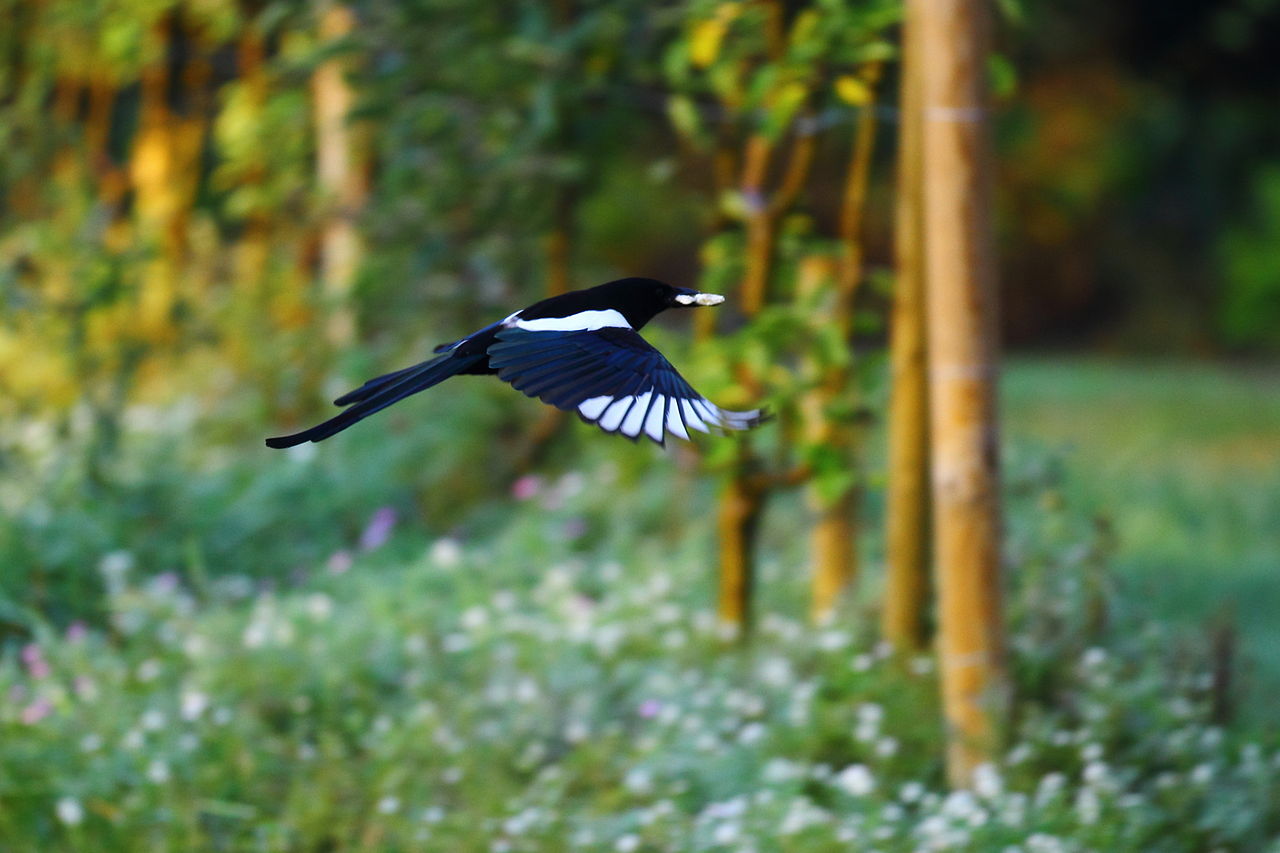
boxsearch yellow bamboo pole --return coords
[717,454,763,635]
[919,0,1009,788]
[800,253,858,625]
[313,2,367,348]
[882,0,932,653]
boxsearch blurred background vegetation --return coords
[2,0,1278,849]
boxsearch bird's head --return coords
[592,278,726,329]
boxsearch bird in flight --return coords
[266,277,766,449]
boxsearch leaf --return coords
[835,75,873,106]
[690,19,728,68]
[666,95,704,141]
[851,40,896,64]
[762,80,807,140]
[988,54,1018,99]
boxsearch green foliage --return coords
[2,412,1279,850]
[1217,165,1280,350]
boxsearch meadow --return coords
[2,358,1277,851]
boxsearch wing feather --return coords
[490,326,765,445]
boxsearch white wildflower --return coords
[703,798,746,820]
[899,781,925,803]
[1082,761,1111,789]
[181,691,209,721]
[624,768,653,795]
[146,760,170,784]
[818,630,851,651]
[460,606,488,631]
[1081,647,1107,669]
[973,763,1003,799]
[1075,787,1101,825]
[942,790,980,821]
[378,796,400,814]
[141,709,166,731]
[429,538,462,568]
[758,656,793,687]
[99,551,135,587]
[1035,772,1066,806]
[1026,834,1068,853]
[56,796,84,826]
[763,758,801,784]
[857,702,884,725]
[564,719,589,743]
[615,835,641,853]
[305,593,333,621]
[909,656,934,675]
[875,737,899,758]
[441,633,469,653]
[712,821,741,845]
[835,764,875,796]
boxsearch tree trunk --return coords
[313,2,367,348]
[919,0,1009,788]
[796,255,858,624]
[717,463,762,637]
[882,0,932,654]
[130,20,205,344]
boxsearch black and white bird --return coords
[265,277,766,449]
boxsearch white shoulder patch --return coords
[513,309,630,333]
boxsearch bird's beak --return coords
[674,292,726,307]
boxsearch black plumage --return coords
[265,277,765,449]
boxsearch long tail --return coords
[265,352,483,448]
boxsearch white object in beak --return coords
[675,292,725,306]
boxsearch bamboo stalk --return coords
[717,456,763,636]
[739,133,775,316]
[918,0,1009,788]
[313,2,367,348]
[798,255,858,624]
[882,0,932,653]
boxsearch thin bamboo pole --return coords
[800,254,858,625]
[717,452,763,635]
[882,0,932,653]
[919,0,1009,788]
[313,2,367,348]
[805,85,879,623]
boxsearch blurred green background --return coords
[2,0,1278,849]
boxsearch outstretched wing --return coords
[487,326,765,445]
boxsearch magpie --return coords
[265,277,766,449]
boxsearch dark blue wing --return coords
[487,327,764,445]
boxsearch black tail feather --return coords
[332,362,426,406]
[265,353,481,448]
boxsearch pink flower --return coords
[327,550,353,575]
[510,475,543,501]
[21,698,52,725]
[21,644,50,679]
[638,699,663,719]
[66,622,88,643]
[359,506,398,551]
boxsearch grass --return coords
[1002,359,1280,708]
[2,356,1278,850]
